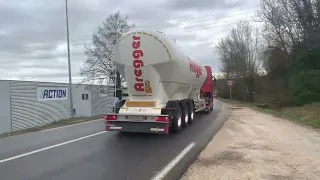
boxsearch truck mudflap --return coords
[105,121,169,134]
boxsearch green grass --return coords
[217,98,320,129]
[0,115,104,138]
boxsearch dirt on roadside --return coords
[181,105,320,180]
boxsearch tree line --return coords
[216,0,320,107]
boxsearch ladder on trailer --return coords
[105,34,119,114]
[105,60,117,113]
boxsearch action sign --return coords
[227,80,233,86]
[37,87,68,101]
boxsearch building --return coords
[0,79,119,135]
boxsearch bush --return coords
[292,70,320,105]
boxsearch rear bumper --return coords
[105,121,169,134]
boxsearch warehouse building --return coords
[0,79,121,135]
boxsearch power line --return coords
[70,17,256,45]
[69,12,256,44]
[169,21,259,41]
[145,11,256,31]
[162,16,254,33]
[174,32,229,41]
[136,7,259,29]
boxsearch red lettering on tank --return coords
[134,83,144,91]
[132,35,145,91]
[188,58,202,78]
[135,77,143,82]
[134,69,142,76]
[133,60,144,68]
[132,41,140,49]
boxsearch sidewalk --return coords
[181,105,320,180]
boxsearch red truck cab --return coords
[200,66,216,112]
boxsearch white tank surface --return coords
[113,29,207,103]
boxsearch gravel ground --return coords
[181,105,320,180]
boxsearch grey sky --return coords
[0,0,260,83]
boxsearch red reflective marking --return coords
[156,116,169,122]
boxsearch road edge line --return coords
[151,142,196,180]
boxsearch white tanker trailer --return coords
[104,29,215,134]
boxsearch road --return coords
[0,100,227,180]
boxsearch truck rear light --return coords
[104,115,117,120]
[156,116,169,122]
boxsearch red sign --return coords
[132,35,145,91]
[188,58,202,78]
[227,80,233,86]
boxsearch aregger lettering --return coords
[132,35,145,91]
[188,58,202,78]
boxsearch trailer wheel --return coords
[171,104,182,133]
[181,101,189,128]
[187,100,195,124]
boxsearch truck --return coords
[104,29,216,134]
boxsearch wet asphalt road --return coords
[0,100,227,180]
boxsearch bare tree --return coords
[216,21,261,101]
[80,11,135,88]
[257,0,320,74]
[257,0,320,53]
[217,21,261,79]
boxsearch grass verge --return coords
[217,98,320,129]
[0,115,104,138]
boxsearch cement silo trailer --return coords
[104,30,215,134]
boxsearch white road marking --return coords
[0,131,107,164]
[40,119,103,132]
[151,142,196,180]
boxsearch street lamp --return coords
[65,0,74,117]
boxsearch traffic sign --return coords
[227,80,233,86]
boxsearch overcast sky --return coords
[0,0,260,83]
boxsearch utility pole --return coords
[65,0,74,117]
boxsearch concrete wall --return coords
[0,81,11,134]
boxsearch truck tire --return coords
[181,101,189,128]
[171,104,182,133]
[187,100,195,124]
[205,98,211,114]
